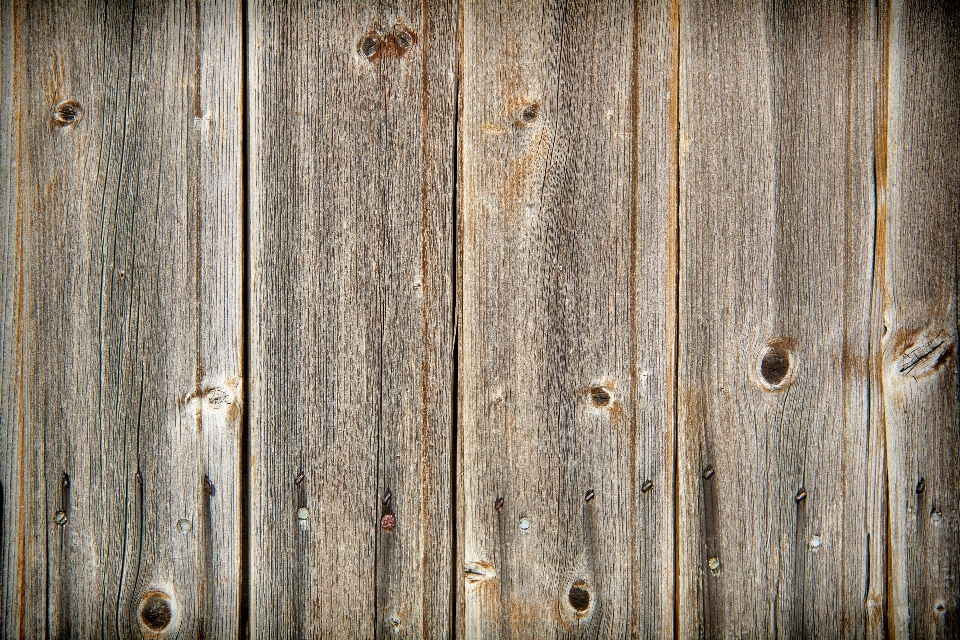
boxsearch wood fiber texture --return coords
[881,0,960,636]
[246,0,457,636]
[458,0,677,636]
[677,0,877,637]
[1,0,243,637]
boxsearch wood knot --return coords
[53,100,82,127]
[588,385,612,408]
[463,561,496,590]
[515,102,540,127]
[568,581,591,614]
[895,333,954,378]
[358,23,417,62]
[757,340,795,390]
[392,24,415,51]
[358,32,380,59]
[138,591,175,634]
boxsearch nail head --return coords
[54,510,67,525]
[177,518,192,533]
[519,517,531,530]
[707,557,720,572]
[297,507,310,521]
[381,513,396,530]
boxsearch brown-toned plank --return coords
[458,0,677,636]
[881,1,960,636]
[677,0,877,636]
[0,0,243,636]
[246,0,457,636]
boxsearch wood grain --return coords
[458,0,677,636]
[882,0,960,636]
[246,0,457,636]
[677,0,877,636]
[0,0,243,636]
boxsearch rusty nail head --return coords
[381,514,396,530]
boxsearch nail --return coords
[203,476,215,495]
[382,490,392,506]
[295,471,305,486]
[708,557,720,572]
[519,517,531,530]
[381,514,396,531]
[135,470,143,486]
[494,496,504,511]
[297,507,310,521]
[703,466,715,480]
[584,489,595,502]
[795,488,807,503]
[810,534,822,548]
[54,510,67,525]
[641,479,653,493]
[916,477,925,495]
[177,518,192,533]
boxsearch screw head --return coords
[297,507,310,521]
[177,518,192,533]
[518,517,531,530]
[54,510,68,525]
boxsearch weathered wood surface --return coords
[1,0,959,637]
[677,0,878,637]
[246,0,457,636]
[882,0,960,636]
[0,0,243,636]
[458,0,677,636]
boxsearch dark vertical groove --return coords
[448,63,461,640]
[671,0,682,636]
[239,0,251,637]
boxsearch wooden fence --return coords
[1,0,958,637]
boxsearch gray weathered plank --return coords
[246,1,457,636]
[677,0,877,636]
[458,0,677,636]
[0,1,243,636]
[881,0,960,635]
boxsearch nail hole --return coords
[138,591,174,633]
[53,100,82,126]
[568,582,590,613]
[588,386,612,408]
[359,34,380,58]
[936,603,946,612]
[759,346,791,387]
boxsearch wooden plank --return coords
[677,0,877,636]
[882,0,960,635]
[458,0,677,636]
[0,1,243,636]
[246,1,457,636]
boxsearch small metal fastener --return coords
[381,514,396,530]
[707,557,720,572]
[297,507,310,521]
[932,511,942,523]
[810,535,822,548]
[494,496,504,511]
[916,477,925,495]
[135,470,143,486]
[795,489,807,503]
[203,476,215,495]
[382,490,392,506]
[584,489,595,502]
[54,511,68,525]
[641,480,653,493]
[177,518,192,533]
[295,471,305,486]
[519,517,531,530]
[703,466,715,480]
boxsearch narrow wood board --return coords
[0,1,243,636]
[677,0,877,636]
[458,0,678,636]
[881,0,960,635]
[246,1,457,636]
